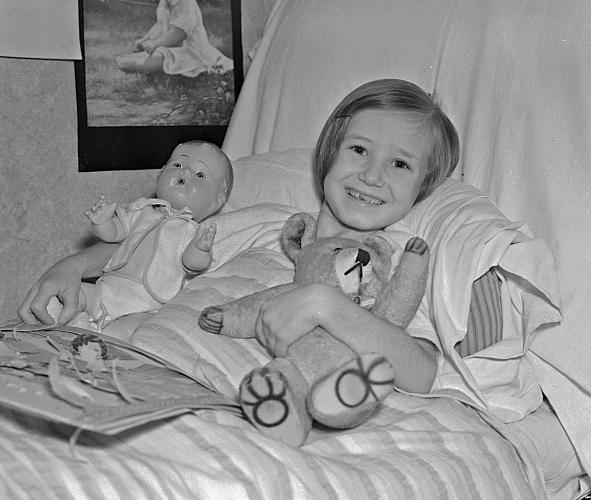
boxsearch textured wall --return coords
[0,58,156,319]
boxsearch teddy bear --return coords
[198,212,429,446]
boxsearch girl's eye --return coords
[393,160,409,170]
[350,145,366,155]
[173,162,182,169]
[196,172,206,179]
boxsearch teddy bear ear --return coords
[362,235,394,273]
[281,213,318,261]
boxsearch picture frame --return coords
[75,0,243,171]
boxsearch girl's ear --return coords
[281,212,318,261]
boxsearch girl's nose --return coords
[358,160,384,187]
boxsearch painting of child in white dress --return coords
[81,0,239,127]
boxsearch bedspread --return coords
[0,392,545,499]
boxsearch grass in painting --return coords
[83,0,235,126]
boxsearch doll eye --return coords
[333,247,342,253]
[172,162,182,169]
[196,172,206,179]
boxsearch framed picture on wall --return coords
[75,0,243,171]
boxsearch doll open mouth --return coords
[345,188,384,206]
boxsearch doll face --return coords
[156,142,231,221]
[322,109,431,232]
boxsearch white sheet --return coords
[223,0,591,475]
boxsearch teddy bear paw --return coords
[308,353,395,428]
[240,366,311,447]
[198,306,224,334]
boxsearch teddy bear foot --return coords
[308,353,394,429]
[240,361,311,447]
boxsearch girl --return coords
[252,79,459,394]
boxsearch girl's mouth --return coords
[345,188,384,206]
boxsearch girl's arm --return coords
[255,283,438,394]
[17,242,118,325]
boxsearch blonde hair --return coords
[314,79,459,203]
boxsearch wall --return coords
[0,58,156,319]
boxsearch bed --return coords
[1,0,591,498]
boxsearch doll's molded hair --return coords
[313,79,459,203]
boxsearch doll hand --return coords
[182,222,216,272]
[255,283,333,357]
[85,194,117,225]
[191,221,217,253]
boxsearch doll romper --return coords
[87,198,198,328]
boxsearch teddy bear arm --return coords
[372,237,429,328]
[198,283,299,337]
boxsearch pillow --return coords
[395,178,562,421]
[224,148,320,213]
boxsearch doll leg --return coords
[308,353,395,428]
[240,357,312,447]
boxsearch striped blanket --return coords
[0,391,545,499]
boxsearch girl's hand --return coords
[17,259,83,325]
[85,194,117,225]
[255,283,341,357]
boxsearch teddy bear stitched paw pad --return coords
[240,359,312,447]
[198,305,224,334]
[308,353,395,428]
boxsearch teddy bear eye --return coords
[333,247,342,253]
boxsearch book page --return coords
[0,322,240,435]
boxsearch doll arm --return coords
[182,221,216,273]
[17,241,118,325]
[85,194,126,242]
[255,283,438,394]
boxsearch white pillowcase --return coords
[224,149,320,213]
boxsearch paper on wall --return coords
[0,0,81,60]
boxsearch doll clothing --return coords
[89,197,198,328]
[151,0,233,77]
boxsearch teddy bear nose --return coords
[356,249,370,266]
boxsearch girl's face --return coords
[156,142,229,221]
[322,109,432,233]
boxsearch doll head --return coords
[156,141,234,221]
[314,79,459,204]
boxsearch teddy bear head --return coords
[280,213,394,306]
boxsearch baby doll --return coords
[50,140,233,331]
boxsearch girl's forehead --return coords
[345,109,430,138]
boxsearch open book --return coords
[0,321,240,435]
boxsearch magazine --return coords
[0,321,240,435]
